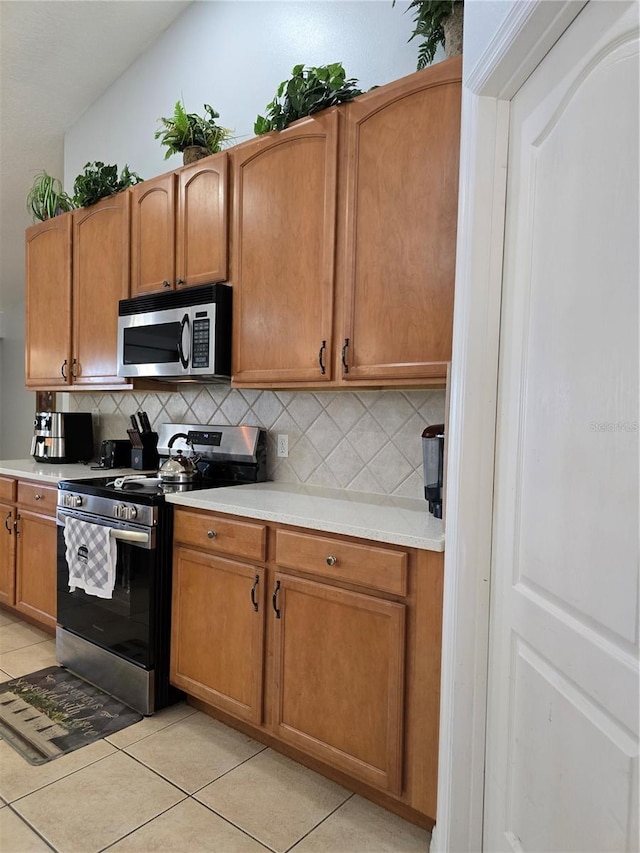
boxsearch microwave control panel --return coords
[192,317,211,368]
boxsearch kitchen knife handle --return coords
[130,414,140,433]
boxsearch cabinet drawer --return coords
[173,509,266,562]
[17,481,57,514]
[0,477,16,502]
[275,529,407,596]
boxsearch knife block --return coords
[131,432,159,470]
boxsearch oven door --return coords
[56,509,158,669]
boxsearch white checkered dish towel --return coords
[64,517,117,599]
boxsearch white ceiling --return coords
[0,0,191,312]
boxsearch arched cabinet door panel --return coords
[25,213,73,388]
[232,111,338,385]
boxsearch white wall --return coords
[462,0,513,75]
[65,0,421,184]
[0,302,36,459]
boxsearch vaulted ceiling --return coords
[0,0,191,312]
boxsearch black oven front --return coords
[56,504,177,715]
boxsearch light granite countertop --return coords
[0,460,444,551]
[0,459,140,484]
[165,482,445,552]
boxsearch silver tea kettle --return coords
[158,432,200,483]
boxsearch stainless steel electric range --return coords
[56,424,266,715]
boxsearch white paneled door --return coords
[484,2,639,851]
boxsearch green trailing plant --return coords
[26,171,75,222]
[394,0,460,69]
[254,63,364,135]
[72,162,143,208]
[155,101,234,159]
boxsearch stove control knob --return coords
[115,504,138,521]
[74,496,83,508]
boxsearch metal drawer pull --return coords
[109,529,149,545]
[163,280,171,288]
[318,340,326,375]
[326,555,337,566]
[341,338,350,373]
[207,530,216,539]
[34,493,42,501]
[272,580,281,619]
[250,575,259,612]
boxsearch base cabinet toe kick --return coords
[169,507,444,827]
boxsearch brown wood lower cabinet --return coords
[0,476,57,630]
[170,507,444,826]
[0,501,16,607]
[171,547,265,723]
[272,573,405,794]
[15,510,57,629]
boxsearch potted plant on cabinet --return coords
[254,62,364,135]
[26,171,75,222]
[72,161,143,209]
[155,101,234,164]
[395,0,464,69]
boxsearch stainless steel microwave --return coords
[117,284,232,382]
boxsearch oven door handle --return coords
[110,529,150,545]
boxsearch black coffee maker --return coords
[422,424,445,518]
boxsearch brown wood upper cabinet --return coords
[25,193,131,389]
[339,58,461,383]
[231,111,338,385]
[130,153,229,296]
[231,57,462,388]
[25,213,73,389]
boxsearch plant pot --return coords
[443,2,464,59]
[182,146,211,165]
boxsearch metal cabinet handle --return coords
[71,358,78,379]
[34,493,42,501]
[162,280,171,288]
[13,515,20,538]
[176,278,185,286]
[341,338,350,374]
[272,580,281,619]
[207,530,216,539]
[326,555,337,567]
[4,511,12,534]
[318,340,326,375]
[61,359,68,379]
[250,575,259,612]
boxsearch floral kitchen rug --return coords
[0,666,142,765]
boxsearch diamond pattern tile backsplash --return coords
[70,388,445,500]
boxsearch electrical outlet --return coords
[277,434,289,458]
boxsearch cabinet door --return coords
[340,59,462,382]
[232,112,338,385]
[72,193,131,385]
[170,546,265,723]
[0,503,15,607]
[130,173,177,295]
[15,510,56,629]
[271,573,406,793]
[176,154,228,288]
[25,213,73,387]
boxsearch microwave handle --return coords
[178,313,190,369]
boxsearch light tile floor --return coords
[0,611,432,853]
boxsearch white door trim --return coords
[431,3,587,852]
